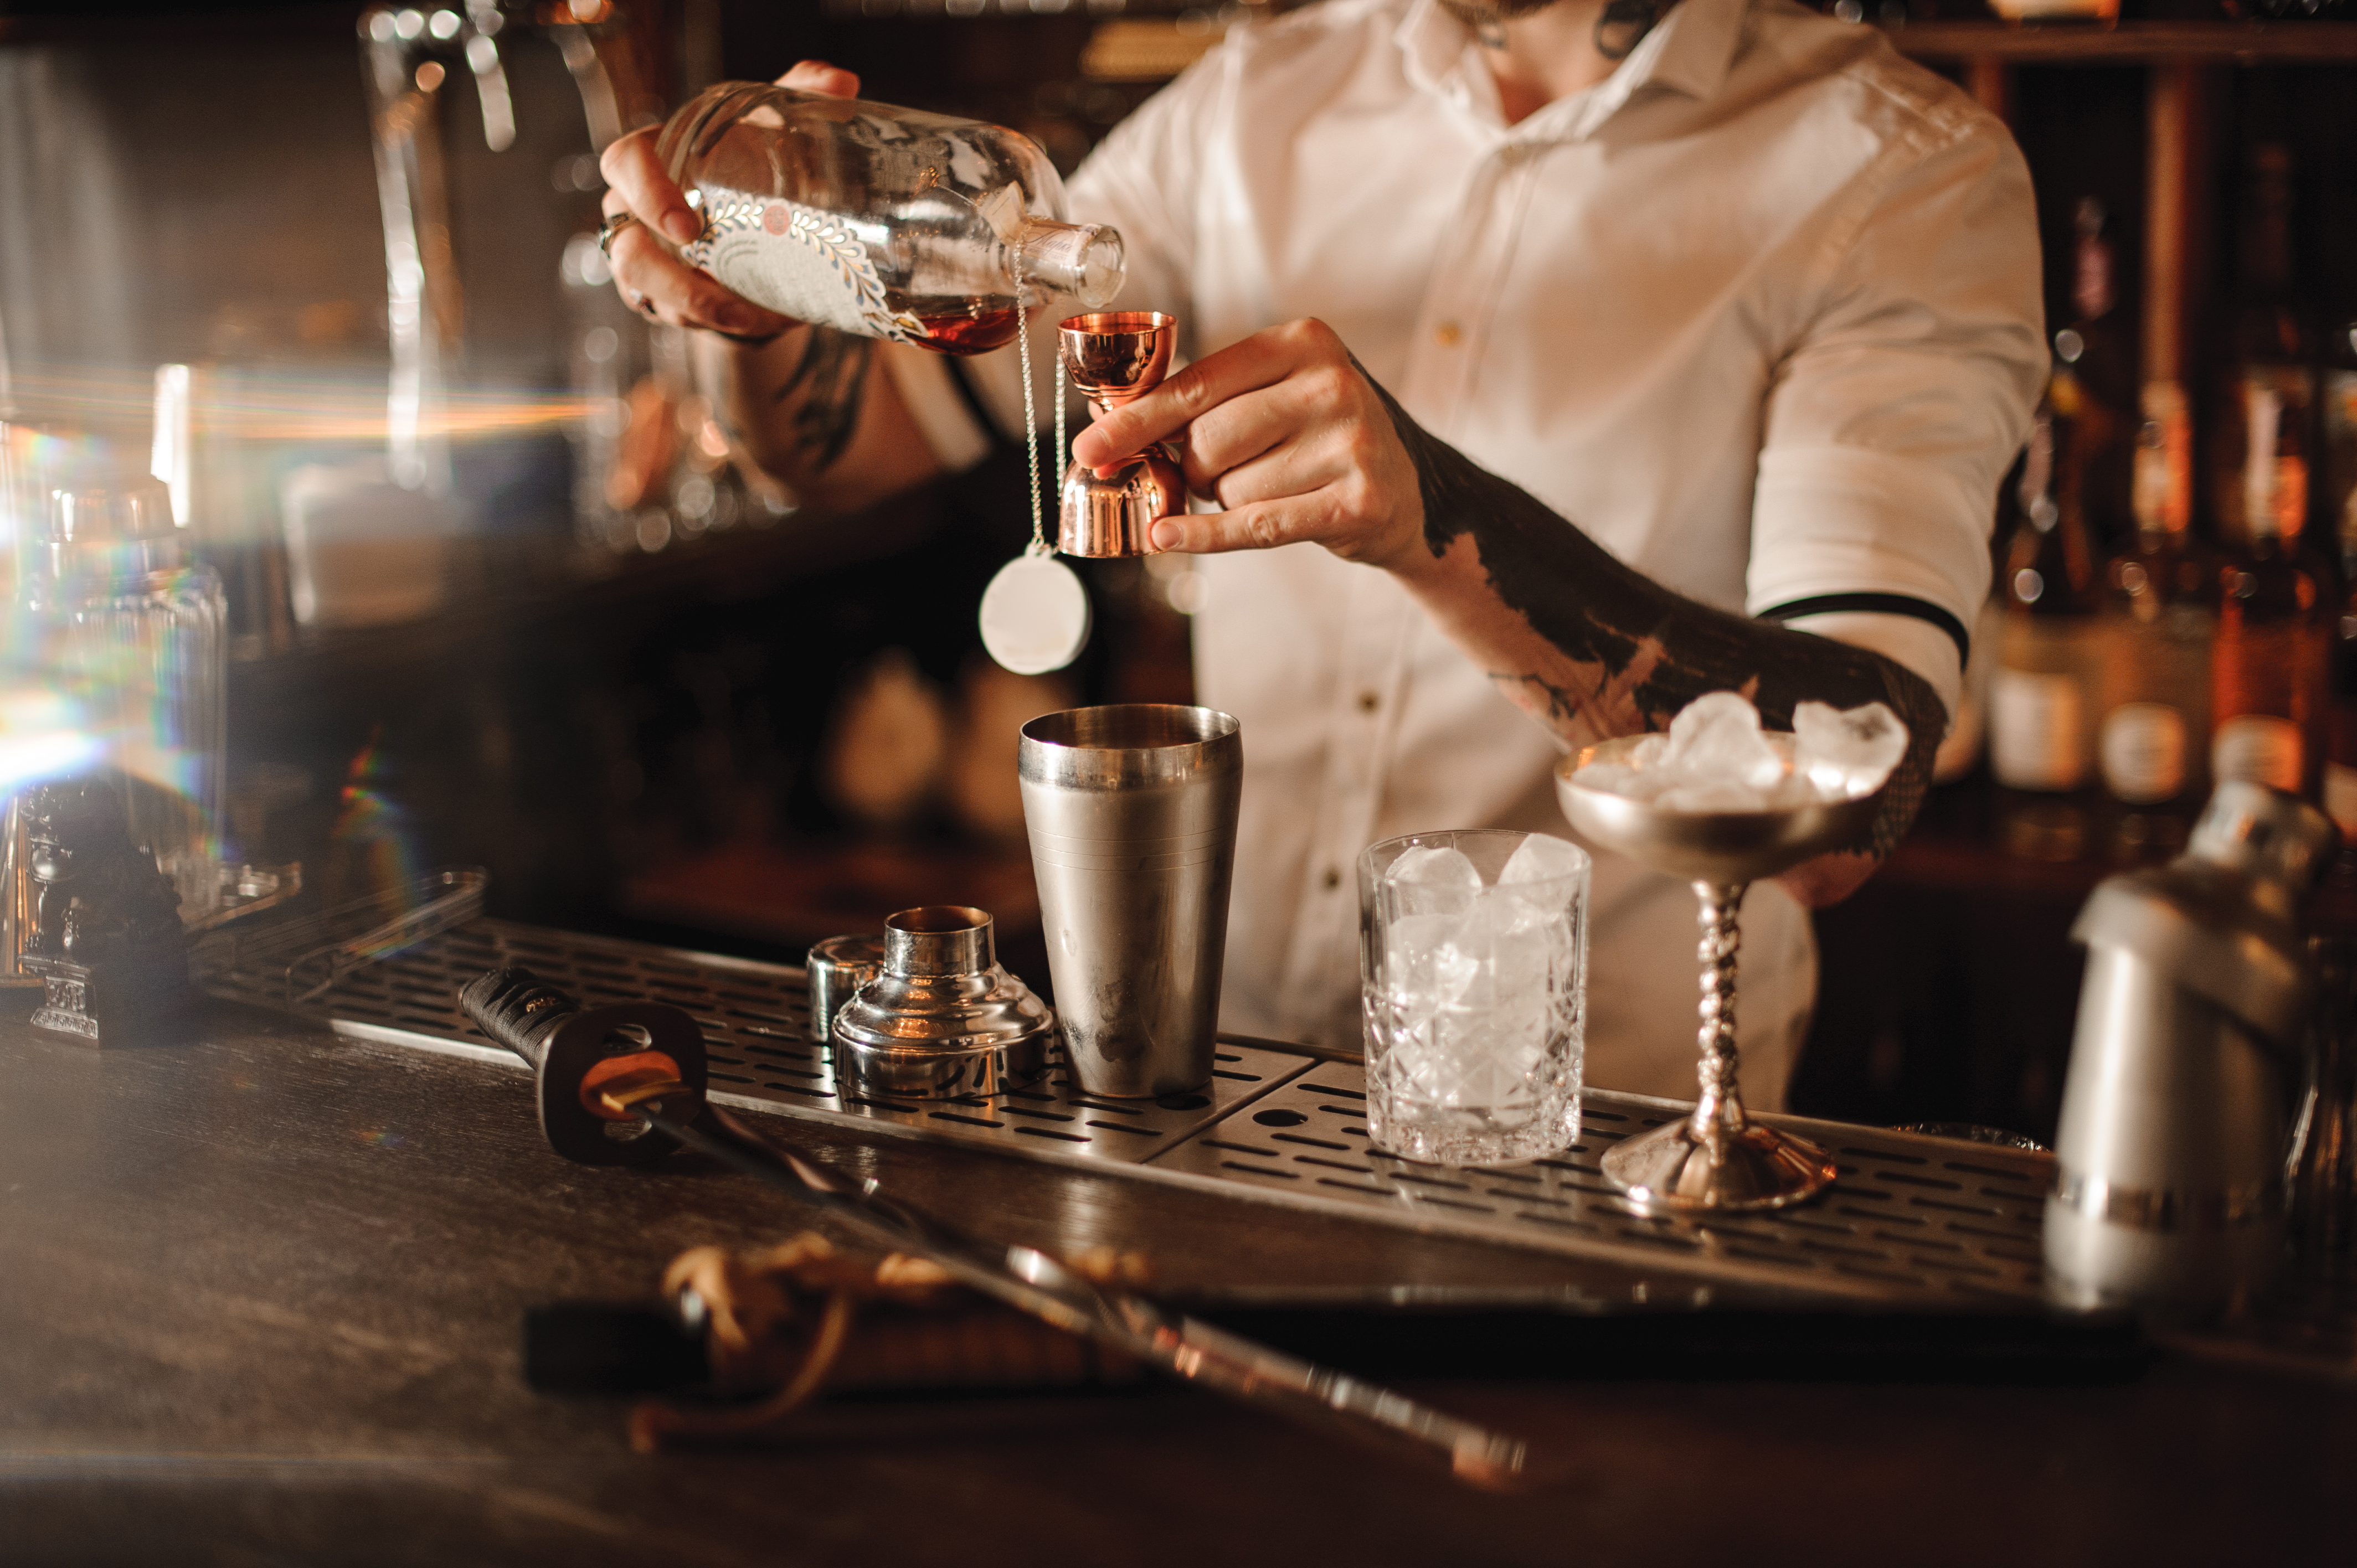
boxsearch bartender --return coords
[598,0,2044,1107]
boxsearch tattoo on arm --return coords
[1366,369,1948,864]
[773,329,873,472]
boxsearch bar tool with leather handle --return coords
[459,966,708,1166]
[2046,781,2337,1313]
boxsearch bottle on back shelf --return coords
[2037,195,2205,850]
[1992,408,2103,803]
[2209,143,2327,798]
[2050,199,2138,555]
[652,81,1125,354]
[2327,320,2357,837]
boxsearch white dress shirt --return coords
[884,0,2044,1106]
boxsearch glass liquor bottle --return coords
[16,474,227,920]
[2209,143,2327,798]
[655,81,1125,355]
[2088,209,2208,847]
[2212,393,2328,796]
[2205,144,2314,548]
[1992,409,2102,801]
[2325,319,2357,836]
[2050,199,2138,553]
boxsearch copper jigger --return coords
[1058,311,1185,558]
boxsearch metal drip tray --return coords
[203,918,1300,1165]
[203,918,2056,1308]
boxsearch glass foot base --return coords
[1602,1117,1837,1212]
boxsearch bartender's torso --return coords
[1011,0,2042,1099]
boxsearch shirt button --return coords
[1357,690,1380,714]
[1434,322,1464,348]
[1320,866,1342,891]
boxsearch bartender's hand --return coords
[1067,319,1430,571]
[597,61,861,343]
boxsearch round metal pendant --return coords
[979,553,1090,675]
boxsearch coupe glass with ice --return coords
[1358,829,1589,1167]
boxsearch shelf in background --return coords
[1882,19,2357,63]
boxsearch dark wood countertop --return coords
[2,999,2349,1566]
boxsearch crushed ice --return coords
[1570,692,1907,813]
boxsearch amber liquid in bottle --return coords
[2210,143,2327,798]
[2213,394,2327,796]
[907,297,1023,356]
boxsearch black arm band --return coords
[1755,593,1971,669]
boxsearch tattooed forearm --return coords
[1368,372,1948,868]
[773,328,873,472]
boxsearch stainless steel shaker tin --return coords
[805,933,886,1048]
[827,906,1056,1100]
[2045,781,2337,1313]
[1018,705,1242,1098]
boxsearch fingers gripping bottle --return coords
[654,81,1125,354]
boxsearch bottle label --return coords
[1991,669,2088,791]
[2327,761,2357,837]
[2212,714,2303,792]
[2099,702,2186,803]
[686,189,915,343]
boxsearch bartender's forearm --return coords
[718,327,943,513]
[1371,384,1945,906]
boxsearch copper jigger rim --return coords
[1059,311,1177,410]
[1058,310,1178,341]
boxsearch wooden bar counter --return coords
[2,997,2348,1566]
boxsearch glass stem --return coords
[1689,880,1748,1150]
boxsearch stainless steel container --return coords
[805,933,885,1049]
[2046,782,2336,1313]
[1018,705,1241,1097]
[829,907,1056,1100]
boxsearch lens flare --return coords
[6,362,593,445]
[327,728,423,903]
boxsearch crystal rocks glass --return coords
[1358,829,1589,1167]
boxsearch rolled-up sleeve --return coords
[1746,110,2047,714]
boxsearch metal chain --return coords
[1017,303,1052,558]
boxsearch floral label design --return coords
[685,189,916,342]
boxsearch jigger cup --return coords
[1019,705,1242,1097]
[1057,311,1185,558]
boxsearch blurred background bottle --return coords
[2323,317,2357,841]
[2049,195,2208,856]
[2209,143,2327,798]
[1993,410,2102,794]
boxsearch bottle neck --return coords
[1013,217,1125,310]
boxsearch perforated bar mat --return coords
[203,918,2055,1309]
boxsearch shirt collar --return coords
[1393,0,1749,141]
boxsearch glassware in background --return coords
[151,364,294,661]
[14,473,226,922]
[1358,828,1588,1168]
[277,458,452,630]
[655,80,1124,352]
[561,235,781,558]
